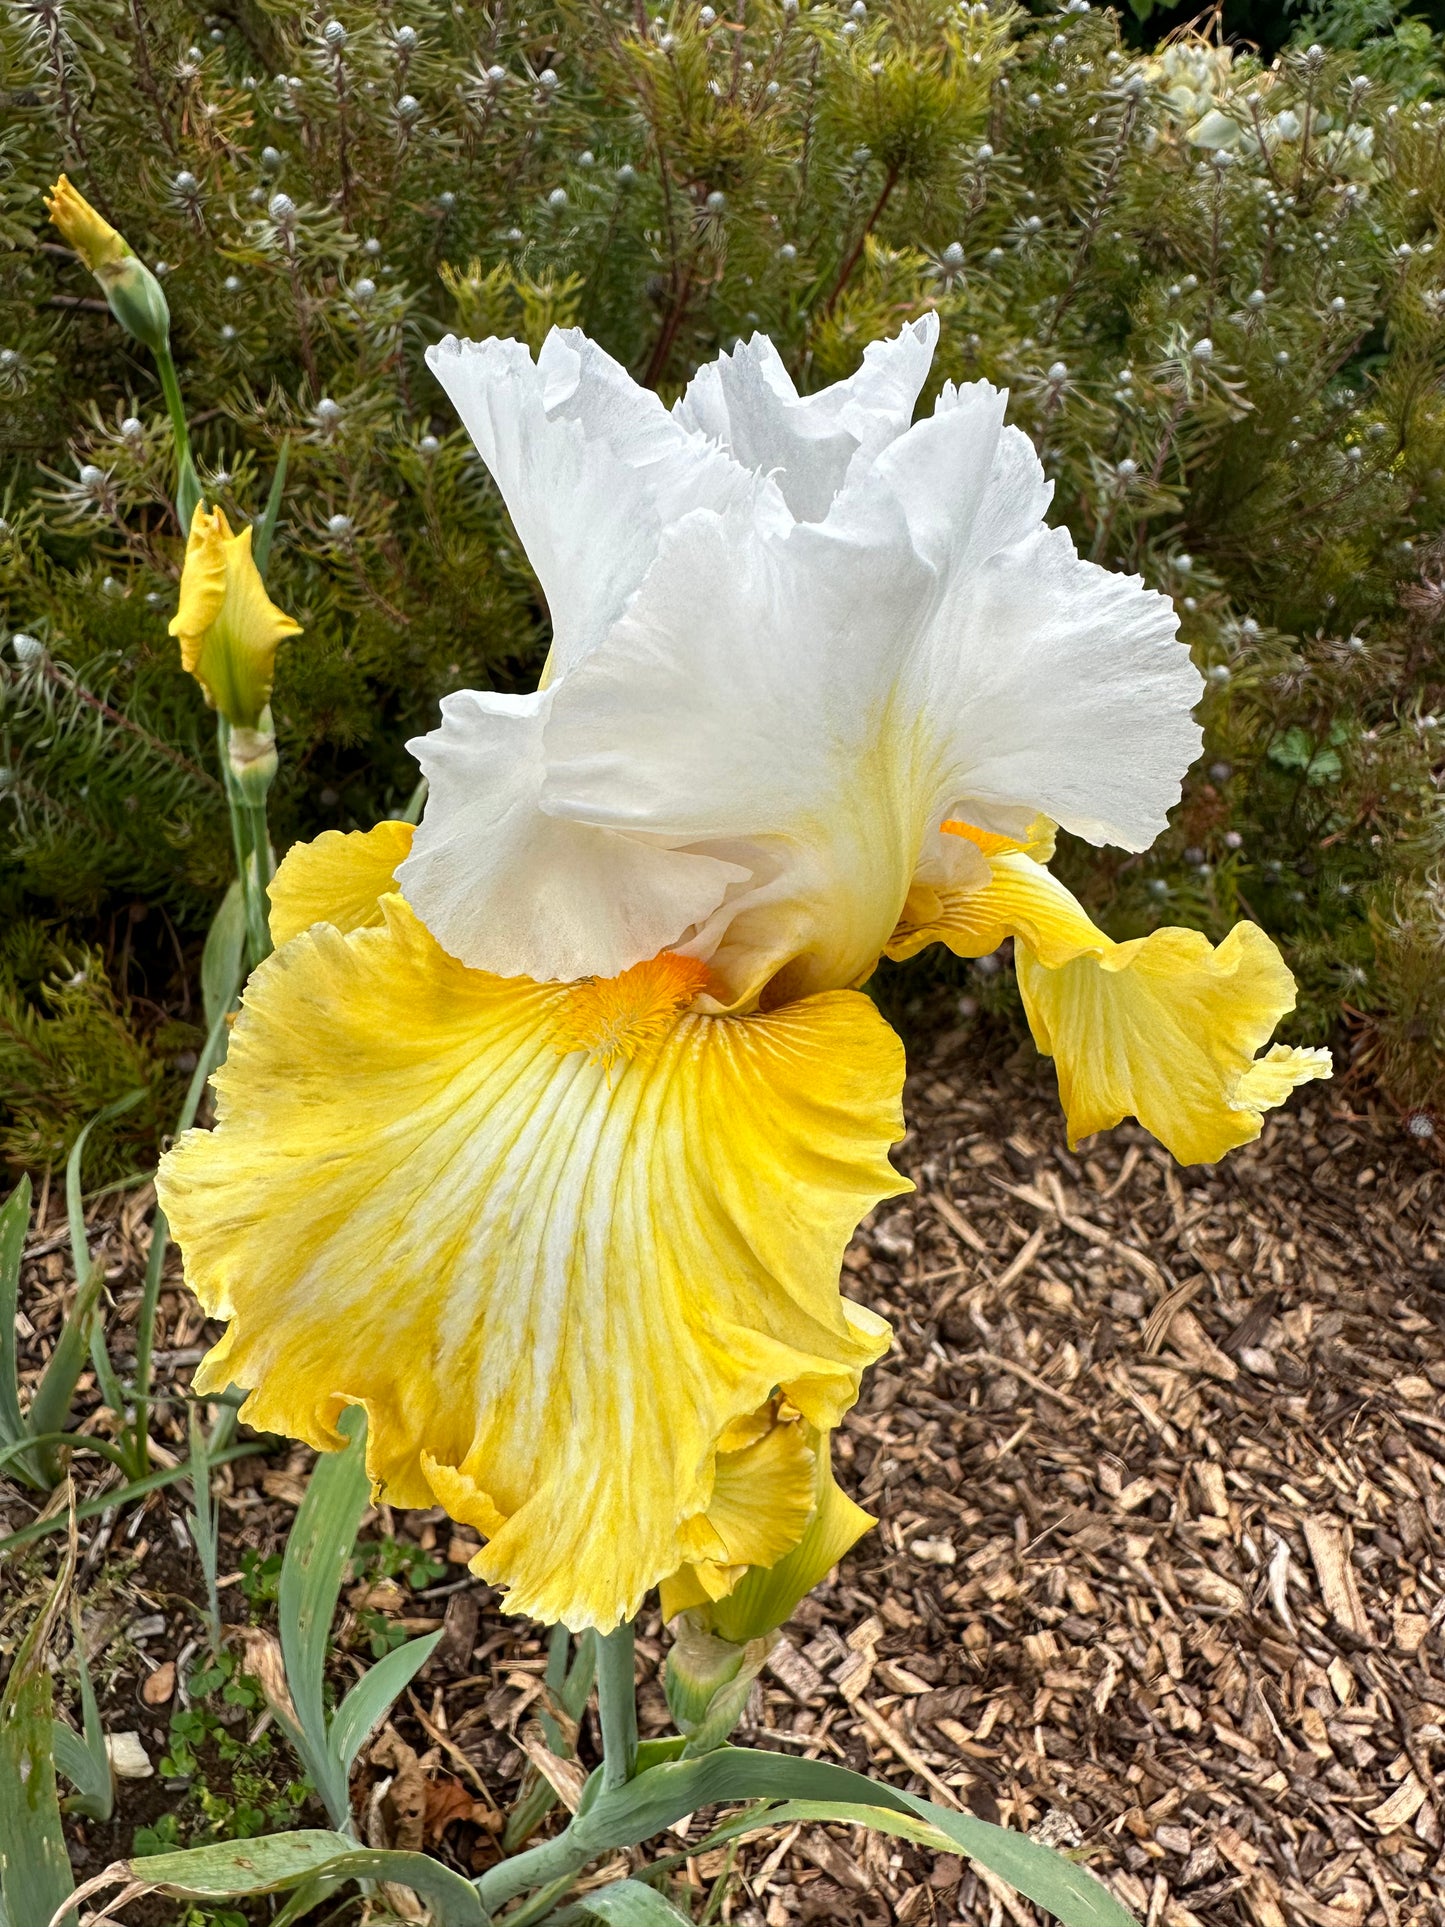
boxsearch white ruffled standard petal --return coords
[425,329,771,676]
[672,315,939,522]
[398,687,745,981]
[541,492,943,1003]
[543,370,1200,1000]
[874,384,1201,852]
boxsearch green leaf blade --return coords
[554,1877,696,1923]
[330,1628,444,1777]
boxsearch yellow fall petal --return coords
[889,825,1331,1166]
[670,1399,819,1604]
[661,1429,874,1640]
[156,892,905,1632]
[268,821,416,946]
[169,505,302,728]
[1017,922,1332,1164]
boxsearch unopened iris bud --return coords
[664,1618,772,1746]
[169,504,302,730]
[45,175,171,356]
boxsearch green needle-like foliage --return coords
[1,0,1442,1162]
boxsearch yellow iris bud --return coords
[169,505,302,731]
[44,175,171,355]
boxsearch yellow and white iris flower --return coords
[158,317,1328,1633]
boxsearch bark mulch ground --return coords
[3,1031,1442,1927]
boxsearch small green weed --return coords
[136,1650,312,1854]
[238,1547,283,1614]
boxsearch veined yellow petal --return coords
[887,850,1101,966]
[1017,922,1332,1165]
[268,822,416,946]
[671,1399,818,1603]
[661,1429,873,1640]
[887,829,1330,1165]
[169,505,302,728]
[156,893,905,1632]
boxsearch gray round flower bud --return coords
[269,192,296,222]
[942,241,964,266]
[315,397,343,426]
[419,434,440,454]
[396,24,419,49]
[79,463,106,489]
[1192,337,1214,361]
[616,163,638,185]
[121,416,144,440]
[327,512,354,537]
[548,186,568,207]
[12,632,45,663]
[396,93,421,120]
[706,189,726,211]
[353,277,377,302]
[323,18,347,48]
[174,169,199,194]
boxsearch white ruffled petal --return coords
[543,373,1200,998]
[873,386,1199,850]
[426,330,768,676]
[672,315,939,522]
[541,496,940,1001]
[398,688,745,981]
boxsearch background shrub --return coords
[1,0,1442,1171]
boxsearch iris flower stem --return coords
[597,1621,639,1792]
[474,1626,637,1912]
[155,340,202,531]
[217,718,271,971]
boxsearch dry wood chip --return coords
[1365,1773,1429,1832]
[1302,1516,1372,1642]
[766,1636,824,1703]
[1167,1309,1241,1382]
[798,1827,869,1890]
[517,1719,587,1812]
[833,1649,876,1703]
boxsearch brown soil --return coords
[3,1030,1442,1927]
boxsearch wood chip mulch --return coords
[4,1034,1443,1927]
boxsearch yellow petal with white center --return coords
[169,505,302,729]
[888,826,1331,1166]
[268,821,416,946]
[156,895,904,1632]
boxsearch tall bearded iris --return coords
[157,317,1328,1634]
